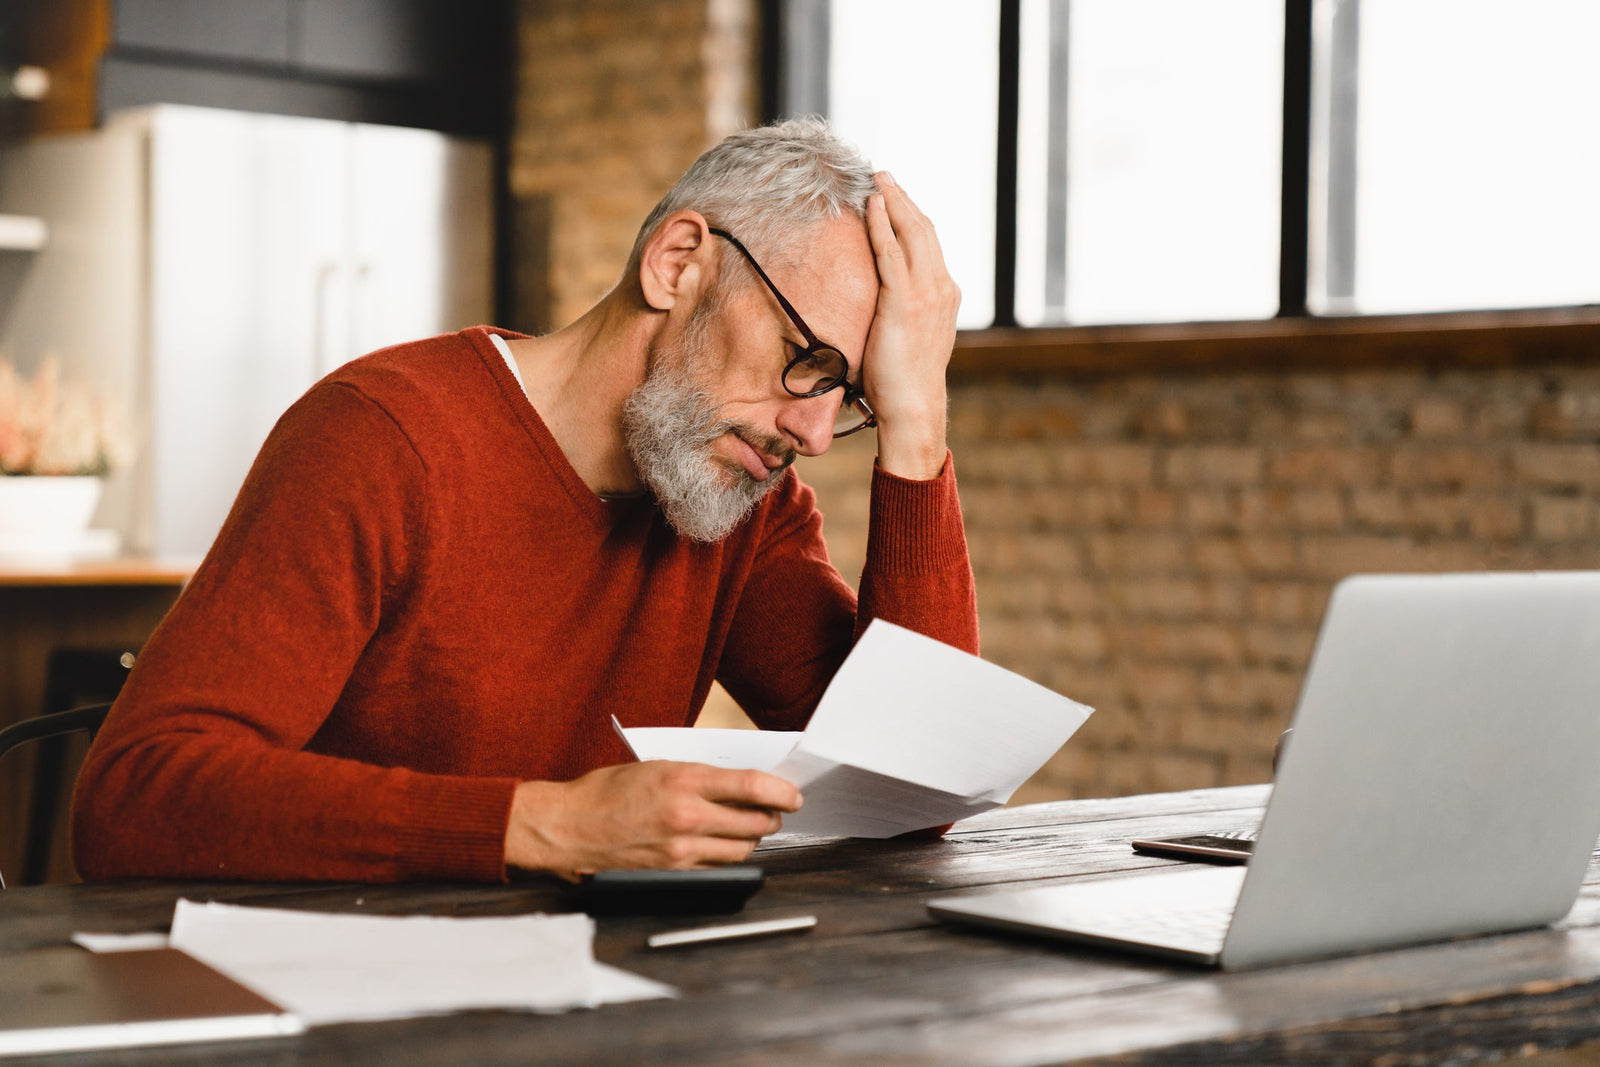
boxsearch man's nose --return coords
[777,391,839,457]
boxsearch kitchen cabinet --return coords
[0,104,492,557]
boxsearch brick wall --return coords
[510,0,755,332]
[798,364,1600,803]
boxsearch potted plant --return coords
[0,355,131,557]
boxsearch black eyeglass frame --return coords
[707,227,876,438]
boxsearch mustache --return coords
[722,424,797,474]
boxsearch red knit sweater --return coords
[72,327,978,883]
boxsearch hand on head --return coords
[860,172,962,481]
[504,761,802,881]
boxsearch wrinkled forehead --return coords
[746,216,877,365]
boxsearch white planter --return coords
[0,475,111,557]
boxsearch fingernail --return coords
[877,171,896,188]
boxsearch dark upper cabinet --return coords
[297,0,459,83]
[114,0,294,68]
[94,0,508,136]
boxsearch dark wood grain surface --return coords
[4,784,1598,1065]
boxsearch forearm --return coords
[874,386,948,481]
[74,720,518,883]
[856,453,979,654]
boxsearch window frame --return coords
[760,0,1600,373]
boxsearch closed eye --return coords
[791,345,833,370]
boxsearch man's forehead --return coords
[768,217,877,359]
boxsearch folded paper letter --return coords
[617,620,1093,838]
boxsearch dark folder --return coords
[0,947,302,1058]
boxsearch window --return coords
[1311,0,1600,314]
[772,0,1600,328]
[1016,0,1283,325]
[811,1,1001,329]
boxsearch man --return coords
[73,119,977,883]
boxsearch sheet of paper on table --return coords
[616,619,1093,838]
[131,900,678,1027]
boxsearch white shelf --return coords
[0,214,48,251]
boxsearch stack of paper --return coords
[618,619,1093,838]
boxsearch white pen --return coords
[646,914,818,949]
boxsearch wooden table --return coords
[0,558,196,883]
[3,784,1600,1064]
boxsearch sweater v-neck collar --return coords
[462,326,650,531]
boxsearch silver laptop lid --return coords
[1222,572,1600,969]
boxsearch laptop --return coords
[929,572,1600,969]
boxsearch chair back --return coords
[0,703,113,889]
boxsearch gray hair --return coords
[627,117,876,277]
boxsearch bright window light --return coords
[1017,0,1284,326]
[826,1,999,329]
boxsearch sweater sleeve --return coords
[717,452,978,731]
[72,383,517,883]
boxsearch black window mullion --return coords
[994,0,1022,329]
[1278,0,1314,317]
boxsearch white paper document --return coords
[618,619,1093,838]
[164,901,674,1026]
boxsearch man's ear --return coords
[638,211,712,312]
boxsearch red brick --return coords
[1199,666,1303,717]
[1350,488,1405,530]
[1049,578,1101,616]
[1174,707,1279,758]
[1287,489,1346,531]
[1183,489,1243,532]
[1530,388,1600,441]
[1241,623,1317,666]
[1052,620,1111,663]
[1268,447,1386,486]
[1465,496,1525,542]
[1164,446,1264,487]
[1221,752,1277,787]
[1147,752,1223,792]
[1513,444,1600,490]
[1404,493,1466,537]
[1085,533,1188,575]
[1248,582,1327,626]
[1240,537,1299,576]
[1390,445,1507,489]
[1409,396,1469,438]
[1131,489,1179,526]
[1530,496,1596,542]
[1288,409,1353,442]
[1128,664,1202,712]
[1118,579,1210,619]
[1299,535,1487,577]
[1049,488,1129,529]
[1056,445,1157,486]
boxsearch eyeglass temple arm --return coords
[706,228,822,348]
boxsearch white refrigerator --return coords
[0,104,493,557]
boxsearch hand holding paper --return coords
[618,620,1093,839]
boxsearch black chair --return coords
[0,701,114,889]
[22,647,136,886]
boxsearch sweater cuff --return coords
[865,450,969,578]
[395,773,519,882]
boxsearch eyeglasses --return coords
[708,227,876,438]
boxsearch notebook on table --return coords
[0,947,303,1058]
[930,571,1600,969]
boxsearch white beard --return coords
[621,311,793,543]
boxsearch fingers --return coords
[865,188,908,288]
[504,761,802,877]
[697,766,802,813]
[873,171,945,272]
